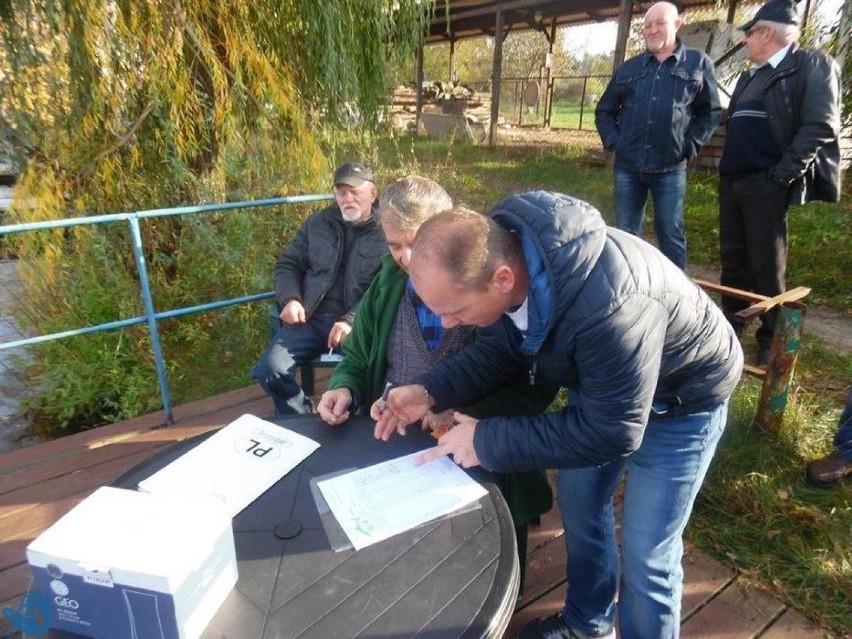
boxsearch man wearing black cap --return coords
[718,0,841,366]
[251,162,387,415]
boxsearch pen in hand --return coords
[379,382,393,414]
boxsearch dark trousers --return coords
[719,173,789,350]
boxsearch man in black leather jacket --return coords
[718,0,841,365]
[251,163,387,415]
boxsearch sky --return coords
[562,0,845,57]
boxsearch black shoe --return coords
[516,613,614,639]
[806,452,852,487]
[757,348,771,367]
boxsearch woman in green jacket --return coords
[317,176,558,595]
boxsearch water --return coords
[0,259,38,452]
[0,185,11,209]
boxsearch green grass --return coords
[372,135,851,635]
[692,377,851,633]
[376,136,851,311]
[547,101,599,131]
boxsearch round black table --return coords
[104,414,519,639]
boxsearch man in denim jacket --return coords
[595,1,721,270]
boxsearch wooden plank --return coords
[681,547,736,619]
[680,580,785,637]
[526,504,564,551]
[693,278,769,303]
[743,363,767,378]
[0,447,167,544]
[0,385,268,474]
[0,538,27,576]
[735,287,811,320]
[0,410,166,473]
[759,608,825,638]
[0,399,270,529]
[0,396,269,496]
[0,433,174,497]
[0,443,172,522]
[506,584,565,637]
[521,526,567,607]
[0,560,35,606]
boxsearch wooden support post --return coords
[415,41,424,135]
[754,305,807,432]
[726,0,739,24]
[613,0,633,72]
[692,279,810,432]
[836,0,851,68]
[489,7,504,146]
[449,38,456,83]
[544,18,556,129]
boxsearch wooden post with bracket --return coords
[693,280,810,431]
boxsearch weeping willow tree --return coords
[0,0,431,431]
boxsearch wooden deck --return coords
[0,384,827,638]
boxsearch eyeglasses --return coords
[745,26,767,38]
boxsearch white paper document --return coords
[316,451,488,550]
[138,414,319,517]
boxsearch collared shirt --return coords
[594,40,722,173]
[406,278,444,351]
[506,297,529,333]
[752,43,793,74]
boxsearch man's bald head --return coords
[643,2,682,59]
[410,207,522,291]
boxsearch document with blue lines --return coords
[317,451,487,550]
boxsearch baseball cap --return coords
[740,0,800,31]
[333,162,374,188]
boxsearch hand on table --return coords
[371,384,432,440]
[417,412,481,468]
[317,388,353,426]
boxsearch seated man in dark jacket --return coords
[374,192,743,639]
[317,176,558,595]
[251,163,387,415]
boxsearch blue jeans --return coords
[250,311,338,415]
[615,167,687,269]
[557,401,728,639]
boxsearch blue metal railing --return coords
[0,193,333,424]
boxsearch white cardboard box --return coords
[26,486,237,639]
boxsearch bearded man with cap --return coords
[718,0,841,366]
[251,162,387,415]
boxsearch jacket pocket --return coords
[350,237,388,292]
[669,68,702,105]
[612,69,652,147]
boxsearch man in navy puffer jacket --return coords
[373,191,743,639]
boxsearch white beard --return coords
[341,208,363,222]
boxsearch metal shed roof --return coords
[426,0,732,43]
